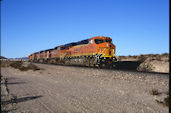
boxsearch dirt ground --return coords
[1,63,169,113]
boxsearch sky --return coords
[1,0,169,58]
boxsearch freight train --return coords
[28,36,117,67]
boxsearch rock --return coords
[137,59,169,73]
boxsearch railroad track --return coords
[31,61,169,77]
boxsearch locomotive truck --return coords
[28,36,117,67]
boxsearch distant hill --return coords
[0,56,7,59]
[12,57,28,59]
[20,57,29,59]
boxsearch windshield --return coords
[95,39,104,44]
[105,39,112,43]
[60,47,66,50]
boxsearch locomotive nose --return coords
[106,43,112,48]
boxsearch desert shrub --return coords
[26,63,40,71]
[1,61,11,67]
[19,66,29,71]
[151,89,161,95]
[164,96,169,106]
[155,99,163,105]
[155,96,169,107]
[161,53,169,57]
[10,61,23,69]
[18,64,40,71]
[138,55,147,62]
[132,56,137,59]
[10,61,40,71]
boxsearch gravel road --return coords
[1,63,169,113]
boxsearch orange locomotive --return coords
[28,36,117,67]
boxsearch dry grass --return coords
[1,61,11,67]
[151,88,169,107]
[161,53,169,57]
[26,63,40,71]
[163,96,169,106]
[151,89,161,95]
[155,96,169,107]
[9,61,40,71]
[10,61,23,68]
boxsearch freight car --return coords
[28,36,117,67]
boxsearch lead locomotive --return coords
[28,36,117,67]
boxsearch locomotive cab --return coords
[93,37,116,58]
[91,36,117,67]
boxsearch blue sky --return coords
[1,0,169,58]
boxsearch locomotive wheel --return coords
[65,58,70,65]
[89,57,96,67]
[106,63,113,69]
[98,63,105,68]
[85,58,90,67]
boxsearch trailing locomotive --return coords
[28,36,117,67]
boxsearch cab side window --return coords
[95,39,104,44]
[105,39,112,43]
